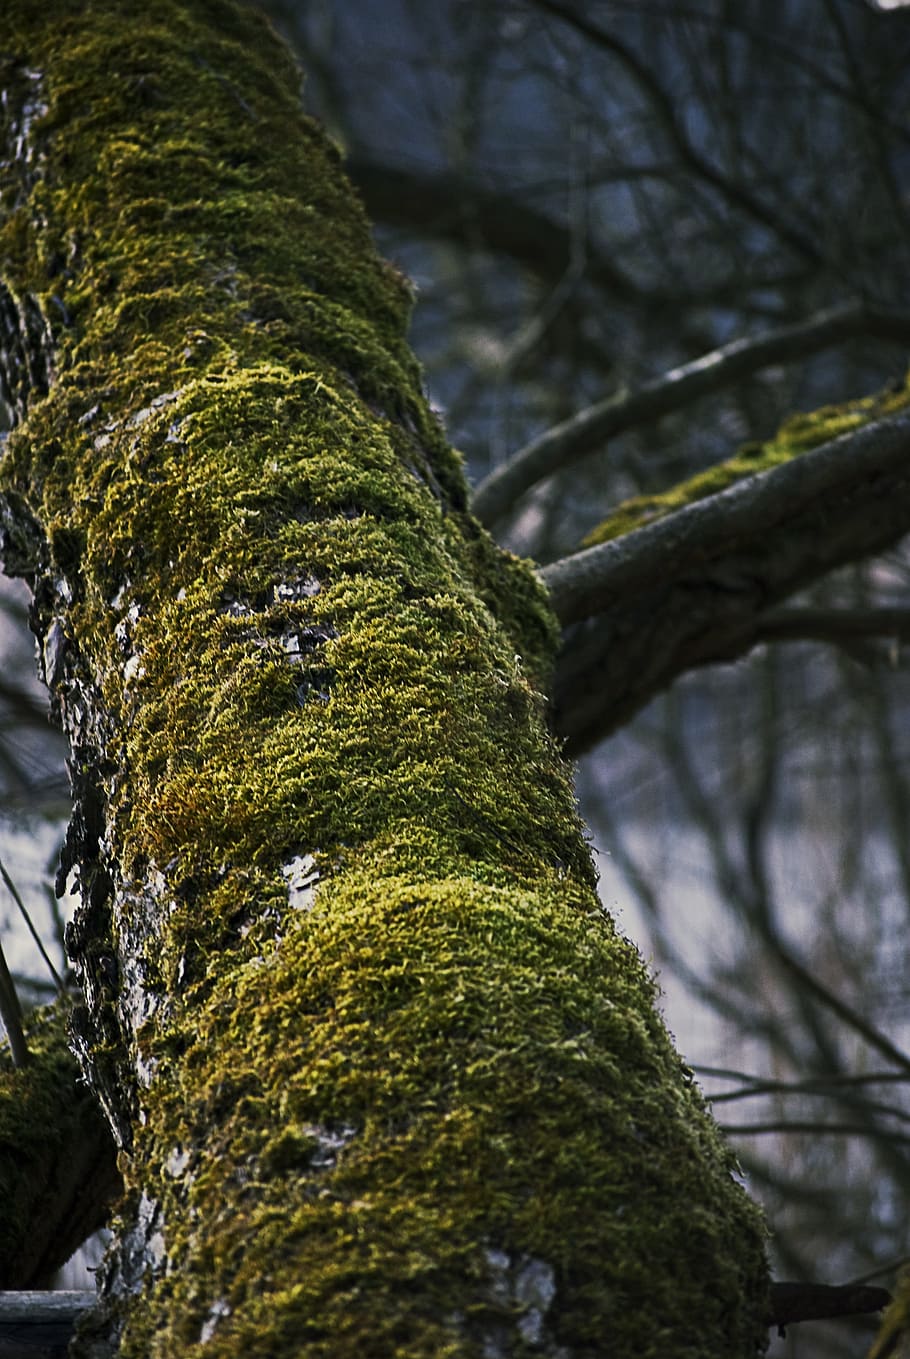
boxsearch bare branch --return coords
[749,606,910,648]
[546,410,910,754]
[771,945,910,1076]
[721,1121,910,1144]
[0,1290,95,1353]
[472,302,910,525]
[0,1279,892,1350]
[528,0,831,268]
[699,1068,910,1105]
[347,158,649,304]
[767,1281,891,1330]
[346,157,808,326]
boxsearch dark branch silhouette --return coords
[767,1281,891,1332]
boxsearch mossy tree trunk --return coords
[0,1,768,1355]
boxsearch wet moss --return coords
[0,0,768,1354]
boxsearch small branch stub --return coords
[767,1281,891,1335]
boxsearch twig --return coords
[0,853,66,994]
[698,1067,910,1104]
[773,945,910,1076]
[721,1120,910,1144]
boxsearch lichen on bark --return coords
[0,1,768,1356]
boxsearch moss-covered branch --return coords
[0,1,767,1354]
[471,302,910,527]
[549,395,910,755]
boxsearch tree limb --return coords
[472,302,910,525]
[748,606,910,648]
[347,156,812,344]
[347,157,651,305]
[548,409,910,755]
[767,1281,891,1331]
[770,945,910,1076]
[0,1291,95,1358]
[0,1279,890,1356]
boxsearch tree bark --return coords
[0,1,768,1355]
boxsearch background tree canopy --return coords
[1,2,909,1355]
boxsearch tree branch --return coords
[767,1281,891,1331]
[548,409,910,755]
[771,945,910,1076]
[0,1279,891,1355]
[472,302,910,525]
[528,0,829,269]
[347,157,811,320]
[542,408,910,626]
[0,1291,95,1358]
[721,1121,910,1144]
[0,855,65,996]
[347,157,650,305]
[749,606,910,648]
[0,1004,120,1288]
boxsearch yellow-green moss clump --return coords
[583,376,910,548]
[0,1,767,1355]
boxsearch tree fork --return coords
[0,2,768,1356]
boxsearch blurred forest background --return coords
[2,2,910,1353]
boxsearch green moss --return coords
[0,0,767,1354]
[583,374,910,547]
[114,871,764,1358]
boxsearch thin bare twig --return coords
[721,1120,910,1143]
[773,945,910,1076]
[0,854,65,994]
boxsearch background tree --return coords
[0,1,909,1357]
